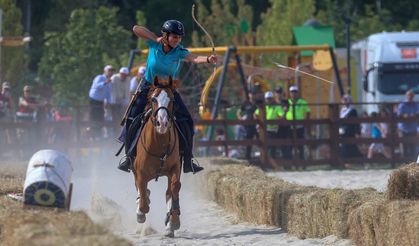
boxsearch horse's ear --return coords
[168,76,173,87]
[153,76,159,87]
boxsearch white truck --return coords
[352,31,419,113]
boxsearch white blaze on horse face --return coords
[155,90,171,134]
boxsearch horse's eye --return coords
[151,97,157,103]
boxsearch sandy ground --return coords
[67,145,397,245]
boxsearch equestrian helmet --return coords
[161,20,185,36]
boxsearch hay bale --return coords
[375,200,419,246]
[287,188,382,239]
[206,164,306,226]
[348,197,385,246]
[0,162,27,195]
[387,163,419,200]
[203,157,250,166]
[349,199,419,246]
[0,164,131,245]
[0,196,131,245]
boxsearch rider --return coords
[117,20,217,174]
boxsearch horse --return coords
[132,76,181,237]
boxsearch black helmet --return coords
[161,20,185,36]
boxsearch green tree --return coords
[256,0,316,46]
[0,0,25,84]
[38,7,131,104]
[191,0,255,47]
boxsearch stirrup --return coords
[191,158,204,174]
[118,156,132,173]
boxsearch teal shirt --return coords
[145,40,190,83]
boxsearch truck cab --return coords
[352,32,419,113]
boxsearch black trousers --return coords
[89,98,104,138]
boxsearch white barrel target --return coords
[23,149,73,208]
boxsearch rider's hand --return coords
[207,54,217,64]
[157,34,168,45]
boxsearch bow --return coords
[192,4,217,108]
[192,4,215,55]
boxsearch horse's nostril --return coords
[157,121,160,126]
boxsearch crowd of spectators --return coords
[1,70,417,163]
[230,87,418,162]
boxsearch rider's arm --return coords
[133,25,162,43]
[185,53,217,64]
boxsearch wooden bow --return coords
[192,4,217,108]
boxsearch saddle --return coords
[119,110,190,161]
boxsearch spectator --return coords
[130,66,146,95]
[0,81,13,121]
[0,82,14,145]
[285,85,311,161]
[88,65,113,139]
[367,112,391,159]
[15,85,46,144]
[236,92,258,159]
[273,86,287,108]
[48,106,73,144]
[16,85,43,122]
[255,91,284,158]
[339,94,362,158]
[110,66,131,124]
[274,86,291,159]
[396,89,419,157]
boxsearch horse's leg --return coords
[136,177,150,223]
[164,169,181,237]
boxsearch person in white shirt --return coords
[129,66,146,96]
[110,67,131,124]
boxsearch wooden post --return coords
[258,105,268,166]
[388,105,397,168]
[328,103,342,168]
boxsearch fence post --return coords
[388,106,397,168]
[328,103,342,168]
[222,108,229,157]
[258,105,268,166]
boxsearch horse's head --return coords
[148,77,175,134]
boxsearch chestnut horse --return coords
[133,77,181,237]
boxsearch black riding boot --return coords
[179,122,203,174]
[117,118,138,173]
[183,154,204,174]
[118,155,133,173]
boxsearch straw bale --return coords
[349,199,419,246]
[0,196,131,245]
[206,163,310,226]
[348,197,385,246]
[387,163,419,200]
[0,163,132,245]
[287,188,382,239]
[0,164,26,195]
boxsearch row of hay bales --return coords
[0,162,132,246]
[204,159,419,246]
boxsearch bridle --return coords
[149,87,174,128]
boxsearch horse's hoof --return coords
[137,213,146,223]
[164,229,174,238]
[170,215,180,230]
